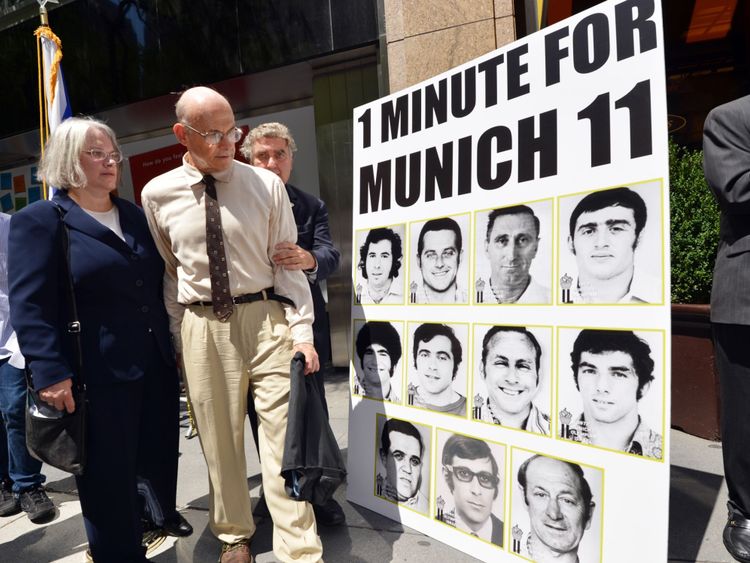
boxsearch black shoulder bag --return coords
[24,203,87,475]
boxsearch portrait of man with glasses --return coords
[409,215,469,304]
[436,433,505,547]
[376,417,430,514]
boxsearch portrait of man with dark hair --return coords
[410,216,469,304]
[407,323,467,416]
[474,325,550,435]
[355,226,405,304]
[376,418,429,514]
[353,321,403,403]
[475,202,552,304]
[563,185,661,304]
[562,329,663,459]
[513,453,600,563]
[437,433,504,547]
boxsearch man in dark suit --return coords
[441,434,503,547]
[704,94,750,563]
[241,122,344,525]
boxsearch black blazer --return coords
[490,513,504,547]
[8,193,174,390]
[286,184,340,364]
[703,95,750,325]
[281,353,346,504]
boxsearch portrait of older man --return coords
[411,217,468,304]
[563,329,662,459]
[564,186,661,304]
[479,204,551,304]
[353,321,402,403]
[356,227,404,304]
[475,326,550,435]
[438,434,504,547]
[407,323,466,416]
[377,418,429,514]
[515,454,598,563]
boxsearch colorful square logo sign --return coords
[13,175,26,193]
[0,173,10,190]
[27,186,42,203]
[0,193,14,212]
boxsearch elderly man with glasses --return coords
[141,87,322,563]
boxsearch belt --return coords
[190,288,296,309]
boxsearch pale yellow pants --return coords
[181,300,322,562]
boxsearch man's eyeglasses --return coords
[445,465,499,489]
[183,123,243,145]
[82,149,123,163]
[421,248,457,263]
[253,149,289,164]
[389,449,422,467]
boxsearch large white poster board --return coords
[347,1,670,561]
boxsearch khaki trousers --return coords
[181,300,322,562]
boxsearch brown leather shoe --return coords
[219,539,253,563]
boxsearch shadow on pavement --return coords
[669,464,724,562]
[0,505,87,562]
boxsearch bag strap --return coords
[50,201,85,390]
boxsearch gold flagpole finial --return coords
[36,1,59,26]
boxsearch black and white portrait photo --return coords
[351,319,404,404]
[354,224,406,305]
[375,415,431,515]
[510,450,603,563]
[558,181,663,304]
[408,214,470,305]
[472,325,552,436]
[557,328,664,460]
[474,200,553,305]
[406,322,469,417]
[434,430,506,548]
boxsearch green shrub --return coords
[669,138,720,303]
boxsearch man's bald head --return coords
[173,86,237,174]
[175,87,232,123]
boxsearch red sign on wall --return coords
[129,144,185,206]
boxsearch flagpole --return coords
[36,3,49,199]
[35,0,62,200]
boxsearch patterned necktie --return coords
[203,175,234,321]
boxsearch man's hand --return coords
[39,378,75,413]
[293,343,320,375]
[273,242,316,271]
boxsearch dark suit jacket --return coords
[8,193,174,390]
[490,513,504,547]
[281,353,346,504]
[704,95,750,325]
[285,184,340,365]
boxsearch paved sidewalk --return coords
[0,370,735,562]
